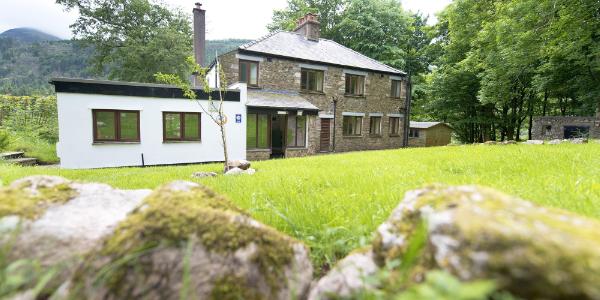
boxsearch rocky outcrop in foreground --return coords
[2,176,600,299]
[0,176,311,300]
[311,185,600,300]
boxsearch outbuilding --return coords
[51,78,247,169]
[408,121,453,147]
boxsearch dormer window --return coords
[345,74,365,96]
[239,60,258,87]
[301,68,324,92]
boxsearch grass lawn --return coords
[1,143,599,272]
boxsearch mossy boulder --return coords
[70,181,312,300]
[311,185,600,299]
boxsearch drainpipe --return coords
[332,96,338,152]
[402,72,412,147]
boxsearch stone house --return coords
[197,6,408,160]
[408,122,453,147]
[532,115,600,140]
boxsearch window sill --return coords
[163,140,202,144]
[247,85,261,89]
[300,90,325,95]
[344,94,366,98]
[247,148,271,152]
[342,135,363,138]
[390,97,403,100]
[389,134,401,137]
[93,141,140,145]
[286,147,308,150]
[369,134,383,138]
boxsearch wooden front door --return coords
[320,118,331,152]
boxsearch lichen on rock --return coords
[0,175,77,219]
[72,181,312,300]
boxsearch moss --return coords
[210,274,264,300]
[0,183,76,219]
[82,183,298,298]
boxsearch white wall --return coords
[56,86,247,169]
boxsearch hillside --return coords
[0,28,62,43]
[0,29,251,95]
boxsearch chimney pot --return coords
[294,13,320,41]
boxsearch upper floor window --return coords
[345,74,365,96]
[239,60,258,87]
[93,109,140,143]
[343,116,362,136]
[163,112,201,142]
[287,115,307,147]
[301,68,324,92]
[391,80,402,98]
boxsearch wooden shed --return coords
[408,121,453,147]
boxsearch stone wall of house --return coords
[246,149,271,161]
[532,116,600,139]
[408,132,427,147]
[220,51,408,156]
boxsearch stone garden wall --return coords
[532,116,600,140]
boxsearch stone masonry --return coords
[219,50,408,159]
[532,116,600,140]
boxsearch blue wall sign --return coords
[235,114,242,123]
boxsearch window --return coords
[301,69,324,92]
[409,128,420,138]
[369,116,382,136]
[343,116,362,136]
[389,117,401,136]
[345,74,365,96]
[239,60,258,86]
[163,112,201,141]
[247,113,269,149]
[391,80,402,98]
[93,109,140,142]
[287,115,307,147]
[544,125,552,135]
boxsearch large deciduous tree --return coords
[56,0,193,82]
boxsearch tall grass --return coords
[1,144,599,271]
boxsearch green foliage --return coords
[56,0,193,83]
[0,129,9,151]
[422,0,600,142]
[2,144,599,271]
[395,271,497,300]
[269,0,347,39]
[0,95,59,163]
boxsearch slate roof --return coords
[410,121,451,129]
[247,89,319,111]
[239,31,405,75]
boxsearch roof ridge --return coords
[240,30,282,49]
[324,39,403,74]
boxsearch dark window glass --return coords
[257,114,269,148]
[163,112,201,141]
[345,74,365,96]
[301,69,324,92]
[247,113,257,147]
[239,60,258,86]
[370,116,382,135]
[343,116,362,136]
[287,115,307,147]
[391,80,402,98]
[390,117,400,135]
[409,129,420,138]
[93,110,139,142]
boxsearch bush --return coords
[0,130,9,151]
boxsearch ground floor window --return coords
[389,117,400,136]
[93,109,140,142]
[409,128,420,138]
[163,112,201,141]
[247,113,269,149]
[287,115,307,147]
[369,116,382,136]
[343,116,362,136]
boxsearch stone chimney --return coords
[294,13,320,41]
[193,3,206,67]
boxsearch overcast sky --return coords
[0,0,451,40]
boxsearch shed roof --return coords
[410,121,452,129]
[238,31,405,75]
